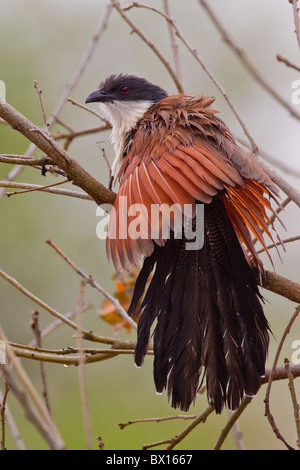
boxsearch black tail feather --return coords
[129,196,269,413]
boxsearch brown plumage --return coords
[107,95,279,274]
[86,78,281,413]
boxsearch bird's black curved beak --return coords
[85,88,108,104]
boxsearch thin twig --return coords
[0,181,92,200]
[67,97,110,124]
[140,405,214,450]
[0,327,66,449]
[75,281,93,450]
[235,136,300,179]
[0,389,26,450]
[0,1,113,200]
[0,98,116,205]
[27,303,93,347]
[262,271,300,305]
[165,405,214,450]
[214,397,252,450]
[96,435,105,450]
[31,311,52,416]
[46,239,138,330]
[54,124,111,143]
[6,178,70,197]
[227,409,245,450]
[264,305,300,450]
[256,235,300,255]
[50,2,113,125]
[111,0,184,93]
[199,0,300,121]
[238,140,300,209]
[290,0,300,51]
[123,1,258,153]
[0,379,9,450]
[277,54,300,73]
[119,414,198,430]
[0,267,120,346]
[34,80,50,135]
[97,144,113,189]
[0,154,53,166]
[137,405,214,450]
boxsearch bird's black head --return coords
[85,74,168,105]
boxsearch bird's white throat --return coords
[99,99,153,179]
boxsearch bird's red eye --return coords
[120,86,129,94]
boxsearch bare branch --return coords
[124,1,258,153]
[257,236,300,256]
[264,305,300,450]
[46,239,137,331]
[67,97,110,124]
[111,0,184,93]
[0,154,52,166]
[11,345,140,365]
[0,97,116,206]
[238,140,300,209]
[141,405,214,450]
[6,178,70,198]
[0,267,122,346]
[284,358,300,448]
[75,281,93,450]
[34,80,50,135]
[50,2,113,125]
[31,311,52,415]
[236,136,300,180]
[0,389,26,450]
[162,0,183,88]
[0,181,92,200]
[214,397,252,450]
[0,328,66,450]
[0,2,113,199]
[0,379,9,450]
[262,271,300,304]
[277,54,300,73]
[119,414,198,430]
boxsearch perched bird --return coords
[86,74,281,413]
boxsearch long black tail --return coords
[128,195,269,413]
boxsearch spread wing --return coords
[106,94,280,272]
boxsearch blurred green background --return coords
[0,0,300,450]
